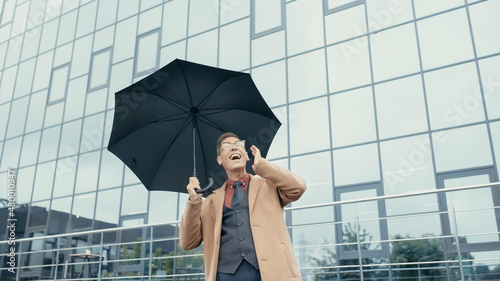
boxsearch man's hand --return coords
[186,177,202,202]
[251,145,262,172]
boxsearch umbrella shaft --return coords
[193,127,196,177]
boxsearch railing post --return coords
[355,203,364,281]
[98,232,103,281]
[149,226,153,281]
[450,195,465,281]
[53,238,61,280]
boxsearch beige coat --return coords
[179,158,306,281]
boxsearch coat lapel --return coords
[211,183,226,240]
[248,175,262,215]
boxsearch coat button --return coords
[238,222,243,226]
[241,253,246,257]
[236,210,240,214]
[239,237,244,241]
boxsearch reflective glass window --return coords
[413,0,464,18]
[6,95,29,138]
[330,87,376,147]
[93,25,114,52]
[28,200,50,227]
[0,136,22,172]
[43,102,64,127]
[5,35,22,67]
[162,0,188,45]
[251,30,285,66]
[219,19,250,71]
[417,9,474,70]
[1,0,15,25]
[148,191,178,224]
[490,121,500,179]
[252,60,286,107]
[266,106,288,160]
[366,0,413,33]
[113,16,138,64]
[289,97,330,155]
[0,103,9,140]
[11,2,29,37]
[56,10,77,46]
[254,0,282,35]
[432,124,493,172]
[478,55,500,120]
[288,49,327,103]
[370,23,420,82]
[14,58,36,98]
[32,50,54,92]
[53,156,77,198]
[96,0,118,29]
[160,41,186,67]
[32,161,56,201]
[16,166,36,204]
[25,90,47,133]
[121,184,148,216]
[469,0,500,57]
[48,197,72,234]
[21,26,42,60]
[188,0,218,36]
[49,64,70,103]
[109,59,133,97]
[327,37,371,92]
[286,0,324,55]
[334,143,380,186]
[54,42,73,68]
[425,62,484,130]
[220,0,249,25]
[375,75,428,139]
[75,1,97,38]
[58,119,82,158]
[39,19,58,53]
[386,194,439,217]
[187,29,218,67]
[62,0,79,13]
[80,113,105,153]
[44,0,63,22]
[117,0,139,21]
[0,42,7,68]
[70,193,96,230]
[70,34,92,78]
[75,150,101,194]
[0,65,17,103]
[85,88,108,116]
[380,134,436,194]
[38,125,61,163]
[99,149,124,189]
[89,48,112,90]
[135,30,159,75]
[387,212,441,238]
[95,188,121,229]
[138,5,161,34]
[325,4,366,44]
[102,110,114,148]
[64,76,87,122]
[20,131,42,167]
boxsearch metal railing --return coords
[1,182,500,281]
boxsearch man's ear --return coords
[217,155,222,165]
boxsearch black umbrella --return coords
[107,59,281,195]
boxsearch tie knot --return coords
[233,181,243,188]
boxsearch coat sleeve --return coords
[253,158,307,207]
[179,199,203,250]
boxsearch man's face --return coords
[217,137,248,171]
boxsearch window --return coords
[252,0,284,37]
[48,63,70,104]
[89,48,112,91]
[135,29,160,77]
[324,0,365,15]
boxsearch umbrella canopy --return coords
[107,59,281,195]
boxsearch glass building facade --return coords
[1,0,500,280]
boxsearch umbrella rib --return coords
[197,114,226,132]
[196,73,246,110]
[177,61,195,108]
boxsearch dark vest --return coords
[217,187,259,274]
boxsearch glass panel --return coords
[469,0,500,57]
[70,35,92,78]
[478,55,500,120]
[80,113,105,153]
[161,0,188,45]
[75,1,97,38]
[0,103,9,140]
[386,194,439,216]
[413,0,464,18]
[75,151,100,194]
[330,87,376,147]
[117,0,139,21]
[289,97,330,155]
[96,0,117,29]
[94,188,121,229]
[188,0,218,36]
[254,0,282,34]
[70,193,96,230]
[252,60,286,107]
[219,19,250,70]
[93,25,114,52]
[85,88,108,116]
[432,124,493,172]
[327,37,371,92]
[56,10,77,46]
[187,29,218,67]
[113,16,138,63]
[16,166,35,203]
[0,65,17,103]
[366,0,414,33]
[99,150,124,190]
[25,90,47,133]
[425,62,485,130]
[328,0,359,10]
[417,9,474,70]
[53,156,77,198]
[11,1,29,37]
[375,75,428,139]
[48,197,72,234]
[49,64,70,103]
[32,161,56,201]
[1,0,16,25]
[39,18,58,53]
[5,35,22,67]
[29,200,50,227]
[20,131,41,167]
[6,95,29,138]
[0,136,22,171]
[251,30,285,66]
[334,143,380,186]
[44,101,64,127]
[380,134,436,194]
[325,4,366,44]
[138,5,161,34]
[444,174,498,243]
[370,23,420,82]
[136,31,159,75]
[109,59,133,97]
[286,0,324,55]
[0,42,6,69]
[21,26,42,60]
[14,58,36,98]
[62,0,79,13]
[220,0,249,25]
[121,184,148,216]
[491,121,500,178]
[387,208,442,239]
[44,0,63,22]
[89,49,112,89]
[340,189,381,251]
[64,76,87,121]
[266,106,288,159]
[58,119,82,158]
[148,191,178,224]
[38,125,61,162]
[32,50,54,92]
[288,49,327,103]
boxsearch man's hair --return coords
[216,132,239,155]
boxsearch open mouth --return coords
[230,154,241,160]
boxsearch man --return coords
[179,132,306,281]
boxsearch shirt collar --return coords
[226,173,250,189]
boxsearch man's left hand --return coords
[251,145,262,172]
